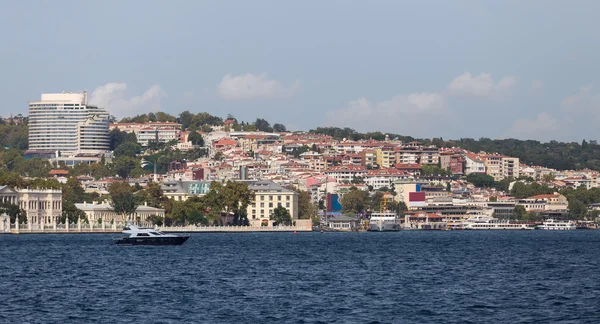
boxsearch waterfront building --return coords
[245,180,298,224]
[517,193,568,212]
[0,186,62,225]
[74,201,165,223]
[28,92,110,155]
[160,179,299,223]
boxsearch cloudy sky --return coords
[1,0,599,142]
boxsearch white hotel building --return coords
[28,92,110,155]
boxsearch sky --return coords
[1,0,599,142]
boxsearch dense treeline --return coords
[440,138,600,171]
[309,127,600,171]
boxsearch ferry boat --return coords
[464,215,533,230]
[114,225,190,245]
[536,219,576,230]
[369,212,401,232]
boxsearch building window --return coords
[269,202,273,208]
[260,203,264,208]
[260,195,264,201]
[269,195,273,201]
[286,202,290,208]
[278,195,281,201]
[278,203,282,208]
[286,196,290,201]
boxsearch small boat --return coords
[114,225,190,245]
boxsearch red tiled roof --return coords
[49,169,69,175]
[394,163,422,169]
[528,193,560,200]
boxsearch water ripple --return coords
[1,231,599,323]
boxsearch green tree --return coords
[542,173,556,182]
[513,205,527,220]
[111,156,138,178]
[221,180,253,225]
[109,128,137,150]
[568,199,587,220]
[114,142,141,158]
[466,173,495,188]
[351,176,364,184]
[108,181,138,221]
[214,151,225,161]
[369,192,384,212]
[273,123,287,132]
[255,118,273,132]
[291,187,318,222]
[271,206,291,225]
[0,202,27,223]
[341,187,369,214]
[28,178,61,189]
[188,131,205,146]
[179,111,193,129]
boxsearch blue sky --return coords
[1,0,599,142]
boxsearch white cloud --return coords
[446,72,516,98]
[508,112,562,141]
[561,84,600,113]
[89,83,165,117]
[217,73,300,101]
[528,80,544,95]
[325,92,448,136]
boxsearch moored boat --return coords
[369,212,401,231]
[114,225,190,245]
[464,215,533,230]
[536,219,576,230]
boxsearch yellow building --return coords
[246,180,298,224]
[161,180,299,224]
[376,147,395,169]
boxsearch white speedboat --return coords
[464,215,533,230]
[536,219,576,230]
[369,212,401,231]
[115,225,190,245]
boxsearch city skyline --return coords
[1,1,600,142]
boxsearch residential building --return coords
[28,92,110,155]
[110,122,182,147]
[502,157,520,179]
[361,150,378,167]
[483,155,503,180]
[376,146,396,169]
[464,154,486,175]
[325,165,367,183]
[440,152,464,175]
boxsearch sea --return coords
[0,231,599,323]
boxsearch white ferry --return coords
[464,215,533,230]
[536,219,576,230]
[369,212,401,232]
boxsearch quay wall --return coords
[0,219,313,234]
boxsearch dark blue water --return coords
[1,231,599,323]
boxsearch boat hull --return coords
[115,236,190,245]
[369,221,401,232]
